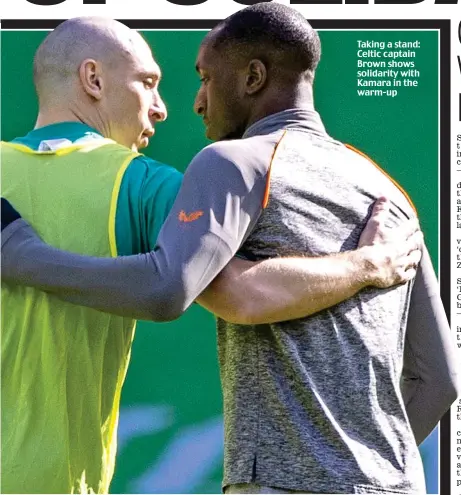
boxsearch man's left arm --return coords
[400,245,459,445]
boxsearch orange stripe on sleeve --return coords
[262,130,288,209]
[345,144,417,213]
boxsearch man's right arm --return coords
[198,197,422,324]
[198,240,418,324]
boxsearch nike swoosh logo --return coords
[178,210,204,222]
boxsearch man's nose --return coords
[193,89,206,116]
[150,95,167,122]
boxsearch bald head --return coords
[32,17,167,151]
[33,17,150,103]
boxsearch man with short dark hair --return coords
[1,4,457,494]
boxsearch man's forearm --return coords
[199,248,380,324]
[200,205,422,324]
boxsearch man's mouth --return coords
[143,128,155,138]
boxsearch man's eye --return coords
[200,77,209,84]
[144,79,154,88]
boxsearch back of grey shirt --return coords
[218,109,426,494]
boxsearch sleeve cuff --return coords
[1,219,31,247]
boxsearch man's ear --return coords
[245,59,267,95]
[79,59,104,100]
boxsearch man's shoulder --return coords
[199,132,281,156]
[192,135,281,177]
[122,155,183,205]
[128,154,183,181]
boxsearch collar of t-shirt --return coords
[243,107,327,139]
[13,122,104,151]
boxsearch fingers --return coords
[371,196,391,215]
[395,248,422,285]
[359,197,392,247]
[396,218,421,242]
[367,197,391,227]
[402,250,422,283]
[400,267,417,283]
[406,230,424,252]
[370,197,421,242]
[407,248,422,267]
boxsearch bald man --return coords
[1,17,428,495]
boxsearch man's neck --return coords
[244,85,314,134]
[34,105,105,135]
[35,111,85,130]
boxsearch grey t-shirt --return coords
[2,108,455,494]
[217,111,424,493]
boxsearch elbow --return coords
[445,374,461,406]
[142,286,187,323]
[442,360,461,406]
[145,303,184,323]
[146,298,185,322]
[433,371,460,413]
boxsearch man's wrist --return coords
[1,218,31,249]
[350,246,381,289]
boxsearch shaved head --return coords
[33,17,167,151]
[33,17,150,103]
